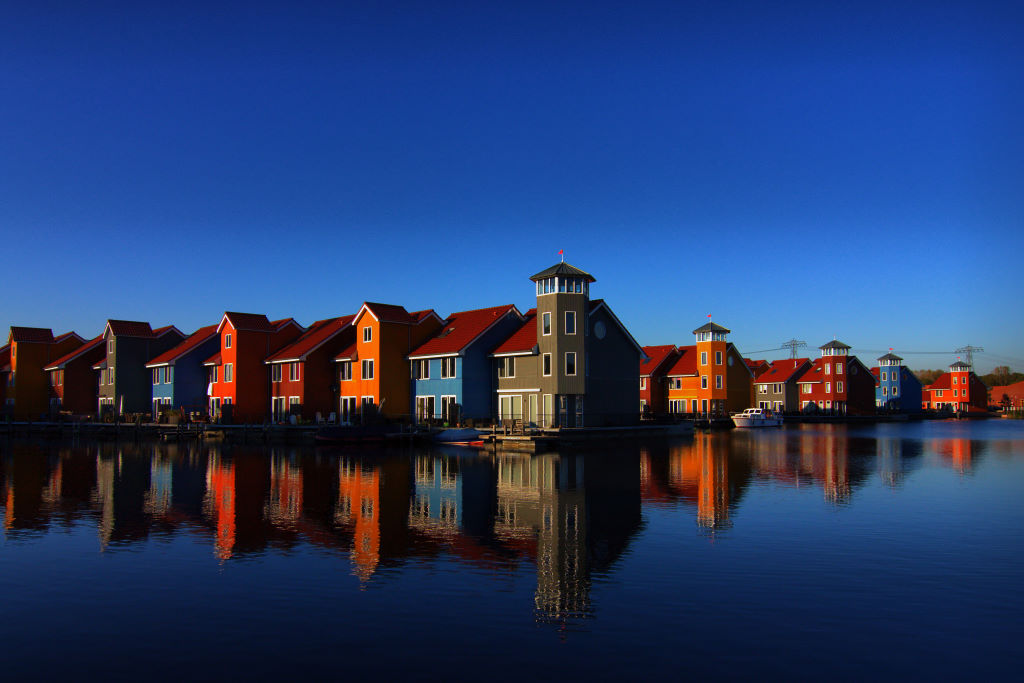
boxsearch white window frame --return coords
[289,362,301,382]
[881,371,887,381]
[837,381,844,393]
[440,357,456,379]
[715,350,722,365]
[225,333,232,349]
[164,367,172,384]
[700,351,707,366]
[640,377,647,390]
[272,364,282,382]
[542,353,552,377]
[564,311,576,335]
[153,369,160,385]
[498,356,515,379]
[701,375,708,389]
[837,363,843,375]
[362,359,374,380]
[542,312,551,336]
[339,361,352,381]
[224,363,233,383]
[826,382,831,393]
[715,374,723,389]
[211,366,218,383]
[362,326,372,343]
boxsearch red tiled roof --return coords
[797,358,826,383]
[491,310,537,356]
[639,345,678,376]
[410,305,519,358]
[926,373,952,391]
[106,320,154,337]
[745,358,769,371]
[333,342,358,361]
[10,326,55,343]
[54,331,83,343]
[755,358,811,384]
[361,302,415,324]
[44,335,105,370]
[666,345,698,376]
[271,318,302,331]
[203,351,222,366]
[152,325,181,338]
[989,381,1024,401]
[146,325,219,367]
[410,309,440,324]
[222,312,275,332]
[266,315,355,363]
[870,367,880,378]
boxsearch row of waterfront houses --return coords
[1,261,997,425]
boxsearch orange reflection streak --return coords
[935,438,974,474]
[267,456,304,528]
[337,459,380,582]
[204,455,236,561]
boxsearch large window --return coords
[224,363,233,383]
[565,352,576,376]
[413,359,429,380]
[715,375,723,389]
[701,352,707,365]
[225,333,232,349]
[498,357,515,379]
[339,361,352,381]
[289,362,301,382]
[542,353,552,376]
[441,357,456,379]
[715,351,722,365]
[272,364,282,382]
[542,312,551,336]
[565,311,576,335]
[362,359,374,380]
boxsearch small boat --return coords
[731,408,783,428]
[432,428,484,446]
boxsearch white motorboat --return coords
[731,408,783,428]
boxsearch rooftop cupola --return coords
[693,321,729,343]
[877,352,903,367]
[820,339,850,357]
[530,261,595,299]
[950,359,971,373]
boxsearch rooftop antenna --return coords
[954,345,983,369]
[781,338,807,359]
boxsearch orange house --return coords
[664,321,753,416]
[333,303,442,422]
[4,327,85,419]
[204,312,304,422]
[922,360,988,413]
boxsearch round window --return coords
[594,321,606,339]
[727,356,734,366]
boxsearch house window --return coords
[881,372,887,381]
[542,312,551,336]
[361,396,375,412]
[58,370,63,386]
[936,390,943,397]
[701,375,708,389]
[498,357,516,379]
[543,353,552,376]
[363,326,372,343]
[825,364,831,375]
[953,377,958,384]
[565,352,576,376]
[774,383,782,393]
[802,384,811,394]
[953,389,958,397]
[837,363,843,375]
[892,387,897,396]
[224,363,233,383]
[272,364,282,382]
[362,359,374,380]
[163,367,172,384]
[673,378,682,390]
[700,352,707,365]
[640,377,647,390]
[153,369,160,385]
[883,386,888,396]
[826,382,831,393]
[413,359,429,380]
[759,385,767,394]
[565,311,576,335]
[108,367,115,384]
[715,375,723,389]
[108,340,114,353]
[837,381,843,393]
[440,357,456,378]
[289,362,300,382]
[339,361,352,381]
[225,333,232,349]
[715,351,722,365]
[211,366,218,383]
[289,396,300,412]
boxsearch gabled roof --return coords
[755,358,810,384]
[333,342,358,362]
[589,299,646,358]
[409,305,521,359]
[797,358,826,384]
[820,339,851,351]
[265,315,356,363]
[9,326,55,343]
[152,325,183,339]
[44,335,105,371]
[146,325,219,368]
[666,346,698,377]
[692,321,730,335]
[54,331,84,344]
[926,373,953,391]
[105,320,154,337]
[410,309,442,324]
[358,302,415,324]
[639,345,679,377]
[491,309,538,356]
[219,312,275,333]
[270,318,303,332]
[529,262,595,283]
[202,351,222,366]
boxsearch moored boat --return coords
[432,428,484,446]
[731,408,783,428]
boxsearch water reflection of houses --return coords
[933,438,978,474]
[494,452,642,622]
[875,435,924,488]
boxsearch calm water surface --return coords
[2,421,1022,680]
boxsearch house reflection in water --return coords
[336,457,381,581]
[204,452,236,560]
[934,437,978,474]
[875,436,924,488]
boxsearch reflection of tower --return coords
[668,433,733,531]
[799,430,850,504]
[265,451,304,529]
[938,438,974,474]
[876,437,904,488]
[337,457,381,582]
[93,451,116,549]
[143,449,173,517]
[203,453,236,561]
[409,455,460,537]
[494,454,590,621]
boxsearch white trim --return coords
[497,388,540,393]
[408,351,460,360]
[145,362,171,369]
[491,349,537,358]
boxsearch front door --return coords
[339,397,356,424]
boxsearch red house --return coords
[3,327,84,419]
[922,360,988,413]
[796,340,875,415]
[265,315,356,422]
[42,334,106,415]
[638,345,680,418]
[204,312,304,422]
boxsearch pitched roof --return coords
[54,331,83,344]
[819,339,851,350]
[529,261,596,283]
[44,335,105,371]
[410,309,441,324]
[409,305,520,359]
[221,312,275,332]
[491,309,538,356]
[203,351,222,366]
[358,302,416,324]
[692,321,730,335]
[797,358,826,384]
[270,318,303,331]
[877,352,903,362]
[666,346,698,376]
[755,358,810,384]
[950,360,971,370]
[588,299,646,357]
[106,320,154,337]
[265,315,355,363]
[639,345,679,376]
[927,373,952,391]
[146,325,219,367]
[333,342,358,361]
[91,358,108,370]
[10,326,55,343]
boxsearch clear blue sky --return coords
[2,1,1022,372]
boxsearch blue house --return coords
[408,305,524,423]
[874,352,922,412]
[145,324,220,418]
